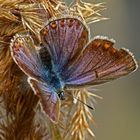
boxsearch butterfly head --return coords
[57,90,65,100]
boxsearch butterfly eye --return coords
[57,90,65,100]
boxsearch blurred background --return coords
[67,0,140,139]
[89,0,140,140]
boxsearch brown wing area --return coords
[40,17,89,72]
[64,37,137,87]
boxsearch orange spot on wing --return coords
[68,19,74,27]
[60,19,65,27]
[104,43,110,50]
[93,39,101,48]
[17,38,23,44]
[81,30,88,38]
[111,47,116,54]
[76,20,81,29]
[14,38,23,51]
[50,21,57,29]
[42,27,48,35]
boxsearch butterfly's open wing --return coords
[28,78,60,123]
[40,18,89,72]
[10,34,44,80]
[63,37,137,88]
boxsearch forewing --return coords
[63,37,137,87]
[40,17,89,72]
[10,34,44,80]
[28,78,60,123]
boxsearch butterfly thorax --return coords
[39,46,65,99]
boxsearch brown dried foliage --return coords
[0,0,104,139]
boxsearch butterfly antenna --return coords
[65,92,94,110]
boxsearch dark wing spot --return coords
[95,70,99,78]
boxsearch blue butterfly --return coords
[10,17,137,123]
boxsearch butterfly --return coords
[10,17,138,123]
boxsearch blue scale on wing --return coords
[38,46,64,91]
[40,18,89,74]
